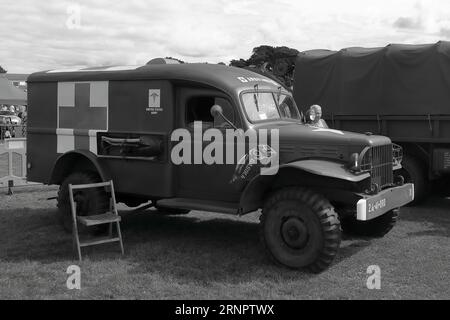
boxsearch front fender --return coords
[49,150,111,184]
[281,159,370,183]
[238,159,369,214]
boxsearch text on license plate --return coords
[368,198,386,213]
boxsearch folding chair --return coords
[68,180,124,261]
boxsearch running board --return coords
[156,198,238,215]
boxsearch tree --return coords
[0,65,6,73]
[229,59,248,68]
[229,45,299,89]
[230,45,299,69]
[247,45,276,66]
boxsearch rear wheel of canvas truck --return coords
[259,187,341,273]
[57,171,109,234]
[399,155,428,204]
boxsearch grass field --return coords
[0,185,449,300]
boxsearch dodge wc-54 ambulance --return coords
[27,62,413,272]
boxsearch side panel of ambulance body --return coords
[101,80,175,198]
[27,82,59,184]
[27,79,175,199]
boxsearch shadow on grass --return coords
[106,210,371,281]
[0,207,372,281]
[0,208,73,262]
[0,184,58,195]
[400,196,450,238]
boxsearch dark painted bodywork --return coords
[27,63,392,213]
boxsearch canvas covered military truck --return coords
[27,61,413,272]
[294,41,450,202]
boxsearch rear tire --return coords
[57,171,109,233]
[340,209,399,238]
[399,155,428,204]
[260,187,341,273]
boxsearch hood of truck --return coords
[254,122,391,163]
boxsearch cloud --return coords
[394,17,423,30]
[1,0,450,73]
[440,28,450,38]
[392,0,450,41]
[223,0,260,15]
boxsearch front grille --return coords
[360,144,394,189]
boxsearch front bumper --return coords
[356,183,414,221]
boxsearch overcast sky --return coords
[1,0,450,73]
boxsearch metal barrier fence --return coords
[0,124,27,140]
[0,138,34,194]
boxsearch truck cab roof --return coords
[28,63,289,97]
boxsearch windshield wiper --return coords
[276,86,282,105]
[253,84,260,112]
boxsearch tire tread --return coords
[259,187,341,273]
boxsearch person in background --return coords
[18,107,24,119]
[307,104,328,128]
[4,128,12,139]
[21,110,27,125]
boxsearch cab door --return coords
[174,87,243,202]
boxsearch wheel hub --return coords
[74,192,89,215]
[281,217,308,249]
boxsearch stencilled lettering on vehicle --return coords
[368,199,386,212]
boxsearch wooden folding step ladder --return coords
[69,180,124,261]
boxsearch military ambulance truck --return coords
[294,41,450,203]
[27,62,413,272]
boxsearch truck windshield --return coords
[241,91,301,123]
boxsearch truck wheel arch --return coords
[49,150,111,185]
[397,142,428,167]
[239,160,369,214]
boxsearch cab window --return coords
[185,96,236,129]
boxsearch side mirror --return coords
[210,104,224,118]
[210,104,237,130]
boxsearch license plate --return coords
[357,183,414,221]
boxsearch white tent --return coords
[0,74,26,105]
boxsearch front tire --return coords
[57,171,109,233]
[260,187,341,273]
[340,209,399,238]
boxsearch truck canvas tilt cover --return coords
[27,61,414,272]
[294,41,450,203]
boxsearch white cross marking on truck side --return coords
[312,128,344,135]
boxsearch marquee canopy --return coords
[0,74,27,105]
